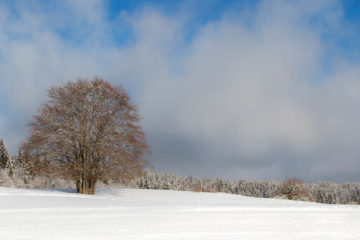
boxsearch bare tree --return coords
[280,178,311,201]
[20,78,149,194]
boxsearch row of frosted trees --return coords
[134,170,360,204]
[2,164,360,204]
[2,138,360,204]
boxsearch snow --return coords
[0,187,360,239]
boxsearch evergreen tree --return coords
[0,139,10,169]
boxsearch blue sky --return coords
[2,0,360,182]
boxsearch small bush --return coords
[280,178,312,201]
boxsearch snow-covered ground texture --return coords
[0,187,360,240]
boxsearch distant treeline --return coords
[1,157,360,204]
[133,170,360,205]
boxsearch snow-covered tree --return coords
[0,139,11,169]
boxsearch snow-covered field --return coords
[0,187,359,240]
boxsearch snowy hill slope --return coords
[0,187,359,240]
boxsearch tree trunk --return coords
[76,177,96,194]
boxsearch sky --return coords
[1,0,360,182]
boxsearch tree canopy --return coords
[20,78,149,194]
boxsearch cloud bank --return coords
[1,0,360,181]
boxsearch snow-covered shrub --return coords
[0,168,15,187]
[0,155,74,189]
